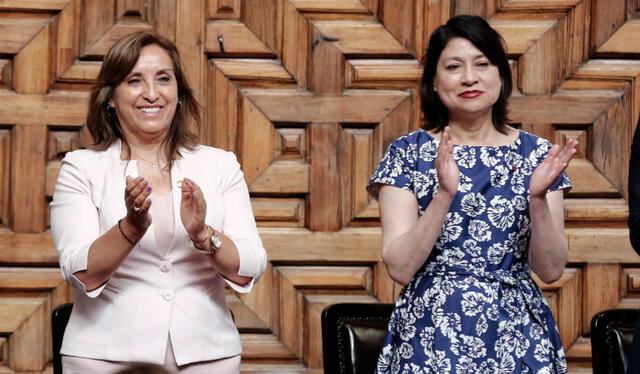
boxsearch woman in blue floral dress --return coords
[367,15,578,374]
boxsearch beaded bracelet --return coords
[117,218,136,245]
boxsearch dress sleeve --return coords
[629,120,640,255]
[219,152,268,293]
[548,171,572,192]
[50,152,106,298]
[366,139,416,199]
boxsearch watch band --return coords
[193,226,222,255]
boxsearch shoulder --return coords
[515,130,554,155]
[386,130,436,157]
[183,145,237,162]
[517,130,552,148]
[62,147,114,169]
[180,145,240,173]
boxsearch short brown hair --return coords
[86,32,200,163]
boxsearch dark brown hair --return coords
[86,32,200,163]
[420,15,512,134]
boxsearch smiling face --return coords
[109,44,178,143]
[433,37,502,122]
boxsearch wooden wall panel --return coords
[1,0,639,372]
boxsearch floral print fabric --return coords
[368,130,571,374]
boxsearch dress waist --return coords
[420,265,532,287]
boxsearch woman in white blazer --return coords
[50,32,267,373]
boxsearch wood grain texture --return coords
[1,0,640,372]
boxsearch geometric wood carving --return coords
[1,0,640,372]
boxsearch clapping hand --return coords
[180,178,207,241]
[436,127,460,199]
[530,139,578,198]
[125,176,152,230]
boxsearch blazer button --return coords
[163,290,174,301]
[159,261,171,273]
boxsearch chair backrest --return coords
[591,308,640,374]
[321,303,394,374]
[52,303,73,374]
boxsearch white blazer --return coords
[50,140,267,365]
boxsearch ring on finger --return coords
[133,205,141,213]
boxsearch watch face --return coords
[212,233,222,249]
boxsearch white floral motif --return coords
[458,173,473,193]
[468,220,492,242]
[490,165,509,187]
[399,342,414,359]
[487,195,515,230]
[461,291,488,316]
[419,140,439,162]
[480,147,503,167]
[451,334,486,358]
[488,242,507,264]
[463,239,482,257]
[460,193,486,217]
[436,312,462,339]
[454,146,476,168]
[440,212,463,242]
[476,314,488,335]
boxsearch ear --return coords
[108,100,114,108]
[433,81,438,92]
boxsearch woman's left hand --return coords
[530,139,578,198]
[180,178,207,240]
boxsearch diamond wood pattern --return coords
[1,0,640,372]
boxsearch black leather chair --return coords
[321,303,394,374]
[591,308,640,374]
[52,303,73,374]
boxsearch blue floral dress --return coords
[368,129,571,374]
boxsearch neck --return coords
[121,138,168,165]
[447,110,497,145]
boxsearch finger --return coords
[132,185,152,210]
[186,179,207,216]
[438,127,450,162]
[124,176,140,198]
[183,179,202,213]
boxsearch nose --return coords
[142,82,159,102]
[462,65,478,86]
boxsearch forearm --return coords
[75,218,145,291]
[528,195,568,283]
[382,192,453,285]
[198,233,253,286]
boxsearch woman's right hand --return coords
[124,176,152,231]
[436,127,460,199]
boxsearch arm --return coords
[51,156,152,293]
[379,186,453,285]
[379,127,458,285]
[629,121,640,254]
[76,176,152,291]
[181,155,267,291]
[528,139,578,283]
[527,190,568,283]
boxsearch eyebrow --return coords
[442,54,487,62]
[126,68,175,77]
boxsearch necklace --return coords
[131,153,163,169]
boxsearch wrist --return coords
[190,226,212,249]
[191,226,209,244]
[123,216,147,237]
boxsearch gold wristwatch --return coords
[197,228,222,255]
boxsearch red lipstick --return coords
[458,90,484,98]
